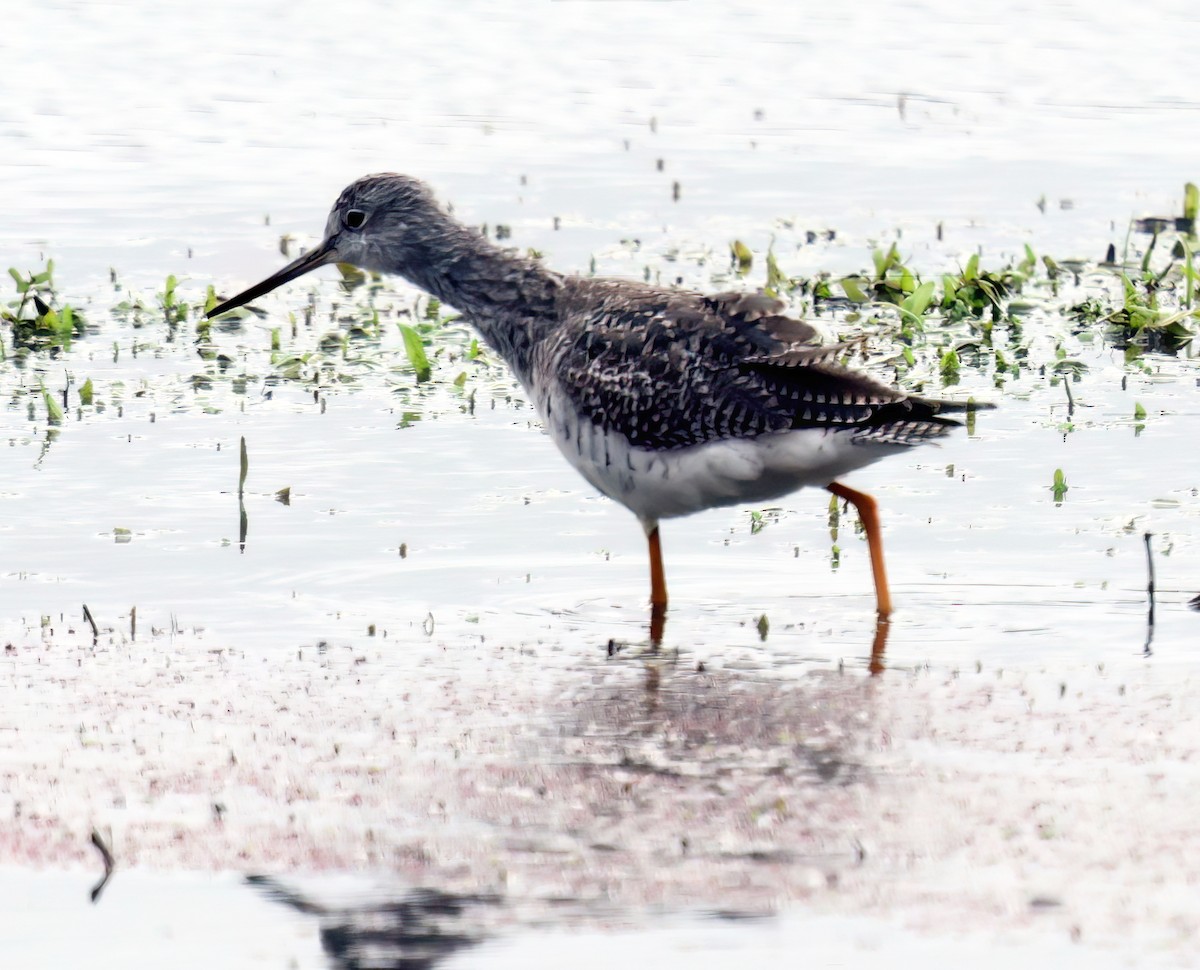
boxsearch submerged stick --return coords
[1144,532,1156,657]
[239,436,249,552]
[1145,532,1156,625]
[89,829,115,903]
[82,604,99,642]
[238,435,248,500]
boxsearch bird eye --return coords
[345,209,367,230]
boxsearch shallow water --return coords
[3,0,1200,965]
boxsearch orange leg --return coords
[647,523,668,645]
[827,481,893,619]
[869,616,891,676]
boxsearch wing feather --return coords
[547,280,961,449]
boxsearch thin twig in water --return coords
[89,829,115,903]
[1144,532,1156,657]
[82,604,99,642]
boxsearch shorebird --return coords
[210,174,977,646]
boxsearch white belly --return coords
[546,410,905,526]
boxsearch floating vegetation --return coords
[1071,183,1200,352]
[398,322,432,382]
[39,378,64,425]
[3,262,86,352]
[1052,468,1069,503]
[730,239,754,276]
[4,183,1198,452]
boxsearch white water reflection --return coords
[3,1,1200,283]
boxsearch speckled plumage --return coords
[210,173,982,630]
[540,281,957,451]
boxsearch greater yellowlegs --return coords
[210,174,975,645]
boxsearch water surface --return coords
[3,1,1200,965]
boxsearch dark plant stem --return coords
[1144,532,1156,657]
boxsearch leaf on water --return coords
[1052,359,1088,377]
[337,263,367,289]
[902,280,936,318]
[41,382,63,425]
[840,276,869,303]
[964,253,980,282]
[1134,402,1147,420]
[872,244,900,279]
[765,247,790,295]
[730,240,753,275]
[79,378,94,407]
[239,436,248,497]
[1052,468,1069,501]
[939,347,960,377]
[398,323,432,382]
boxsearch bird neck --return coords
[400,220,560,383]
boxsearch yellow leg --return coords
[647,524,668,645]
[827,481,893,619]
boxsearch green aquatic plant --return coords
[398,323,432,382]
[1099,181,1200,347]
[38,379,63,425]
[941,254,1016,323]
[158,274,187,326]
[1182,236,1196,310]
[764,245,796,297]
[749,510,765,535]
[730,239,753,276]
[1051,468,1069,503]
[833,245,1021,340]
[839,243,916,306]
[3,262,86,350]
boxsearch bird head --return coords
[207,173,441,318]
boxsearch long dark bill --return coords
[207,236,338,318]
